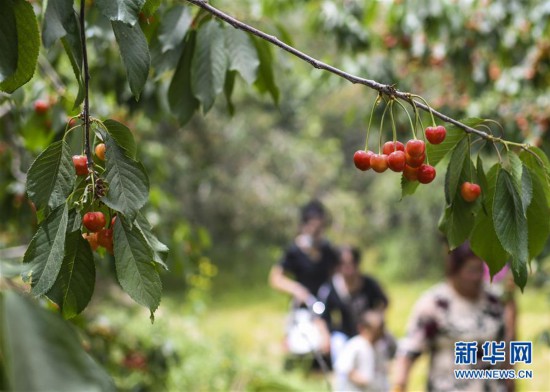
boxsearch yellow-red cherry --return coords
[461,182,481,202]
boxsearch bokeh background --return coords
[1,0,549,390]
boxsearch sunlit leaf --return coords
[225,27,260,85]
[0,0,39,93]
[158,5,192,53]
[96,0,145,26]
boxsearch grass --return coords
[98,278,550,391]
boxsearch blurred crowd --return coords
[269,200,516,392]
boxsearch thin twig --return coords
[79,0,93,171]
[184,0,494,141]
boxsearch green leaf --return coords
[114,215,162,314]
[158,5,192,53]
[102,119,137,159]
[444,137,468,205]
[225,27,260,85]
[224,70,236,116]
[96,0,145,26]
[1,291,115,391]
[493,170,529,269]
[476,155,489,210]
[520,146,550,205]
[511,257,527,291]
[23,204,69,296]
[0,0,39,93]
[168,32,199,125]
[400,175,420,198]
[141,0,161,16]
[46,231,95,319]
[520,164,533,215]
[0,0,18,81]
[135,212,169,270]
[439,155,480,249]
[252,36,280,105]
[66,208,82,233]
[426,127,467,168]
[191,20,227,113]
[101,133,149,222]
[526,167,550,260]
[470,164,510,276]
[26,140,75,210]
[61,38,85,108]
[41,0,84,106]
[112,20,150,100]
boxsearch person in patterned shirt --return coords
[393,242,511,392]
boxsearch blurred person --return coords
[483,263,517,343]
[269,199,339,306]
[393,242,511,392]
[318,246,391,364]
[333,310,391,392]
[268,199,339,363]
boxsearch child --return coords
[333,310,390,392]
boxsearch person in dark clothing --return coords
[268,200,339,362]
[317,246,390,363]
[269,199,339,305]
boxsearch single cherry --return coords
[405,139,426,157]
[417,164,436,184]
[403,164,419,181]
[405,152,425,168]
[34,100,49,115]
[461,182,481,202]
[72,155,88,176]
[387,150,406,172]
[97,228,114,254]
[83,211,107,233]
[382,141,405,155]
[370,154,389,173]
[95,143,106,161]
[353,150,374,171]
[425,125,447,145]
[83,232,99,251]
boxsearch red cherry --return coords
[425,125,447,145]
[387,150,406,172]
[403,165,419,181]
[111,215,117,228]
[370,154,389,173]
[382,141,405,155]
[405,152,425,168]
[72,155,88,176]
[417,164,436,184]
[34,100,49,115]
[353,150,373,171]
[83,212,107,233]
[405,139,426,157]
[68,117,79,128]
[97,228,114,254]
[461,182,481,202]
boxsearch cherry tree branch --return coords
[185,0,528,149]
[79,0,93,171]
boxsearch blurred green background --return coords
[1,0,549,390]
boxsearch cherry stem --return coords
[364,94,380,151]
[389,100,397,145]
[411,94,436,128]
[394,99,416,140]
[379,101,391,153]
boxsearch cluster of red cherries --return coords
[353,125,482,202]
[353,125,446,184]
